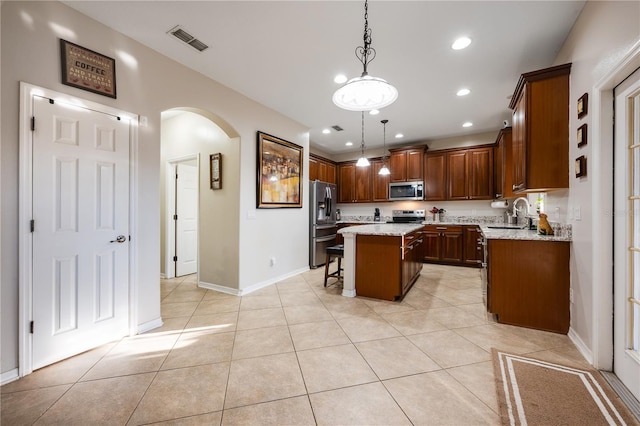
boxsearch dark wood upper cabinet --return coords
[509,63,571,193]
[441,147,494,201]
[338,163,355,203]
[309,154,337,184]
[494,127,513,199]
[467,147,494,200]
[389,147,425,182]
[338,162,372,203]
[372,159,391,202]
[424,152,446,201]
[446,151,468,200]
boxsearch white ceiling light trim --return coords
[457,88,471,96]
[333,0,398,112]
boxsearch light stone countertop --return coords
[338,223,424,236]
[480,225,572,242]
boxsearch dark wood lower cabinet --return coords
[463,226,484,266]
[355,231,423,301]
[487,239,570,334]
[422,224,483,267]
[422,225,464,265]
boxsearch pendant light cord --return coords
[361,111,365,155]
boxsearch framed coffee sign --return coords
[60,39,116,98]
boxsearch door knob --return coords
[110,235,126,243]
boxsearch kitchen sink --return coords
[486,225,528,230]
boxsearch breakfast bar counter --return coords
[338,223,424,299]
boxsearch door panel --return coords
[176,163,198,277]
[614,69,640,400]
[32,95,130,369]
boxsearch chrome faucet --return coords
[512,197,530,225]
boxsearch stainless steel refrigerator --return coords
[309,180,338,268]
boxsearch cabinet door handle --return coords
[436,227,447,230]
[495,193,502,198]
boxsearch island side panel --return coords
[355,235,402,301]
[488,239,570,333]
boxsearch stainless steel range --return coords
[388,209,426,223]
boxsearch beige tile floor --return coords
[1,264,587,425]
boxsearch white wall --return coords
[549,0,640,364]
[0,1,308,375]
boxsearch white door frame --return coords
[18,82,139,376]
[164,154,200,280]
[591,41,640,370]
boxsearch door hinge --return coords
[30,117,35,131]
[30,321,34,334]
[173,214,178,221]
[173,256,178,262]
[30,220,35,232]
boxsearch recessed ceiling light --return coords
[322,129,331,134]
[457,88,471,96]
[395,133,404,139]
[369,109,380,115]
[334,74,348,84]
[462,122,473,128]
[452,37,472,50]
[345,141,353,146]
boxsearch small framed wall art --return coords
[577,123,588,147]
[575,155,587,178]
[60,39,116,98]
[256,131,303,208]
[210,153,222,190]
[577,93,588,119]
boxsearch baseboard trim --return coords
[238,266,310,296]
[198,281,241,296]
[1,368,19,386]
[137,317,164,334]
[199,266,310,296]
[568,326,593,365]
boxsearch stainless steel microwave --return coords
[389,181,424,201]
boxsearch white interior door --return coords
[613,68,640,401]
[31,95,130,370]
[175,162,198,277]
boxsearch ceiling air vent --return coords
[331,125,344,132]
[167,25,209,52]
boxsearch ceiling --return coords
[64,1,585,155]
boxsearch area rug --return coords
[492,349,639,426]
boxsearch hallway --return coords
[1,265,587,425]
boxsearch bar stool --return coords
[324,244,344,287]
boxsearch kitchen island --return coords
[338,223,424,301]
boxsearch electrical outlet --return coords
[570,288,574,304]
[575,206,582,221]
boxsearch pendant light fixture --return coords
[378,119,390,175]
[332,0,398,111]
[356,111,370,167]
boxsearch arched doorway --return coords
[160,108,241,290]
